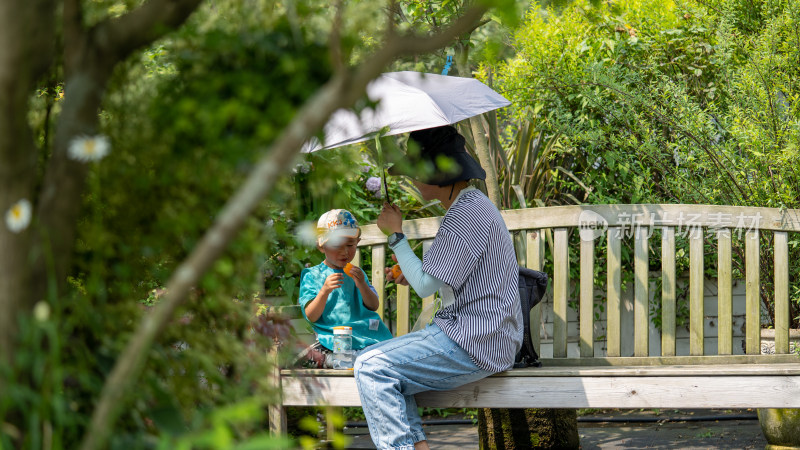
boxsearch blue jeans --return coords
[353,323,492,450]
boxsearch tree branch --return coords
[63,0,83,74]
[79,6,487,450]
[387,0,398,37]
[329,0,345,74]
[94,0,203,63]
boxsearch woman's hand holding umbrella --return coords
[377,202,403,235]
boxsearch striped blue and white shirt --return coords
[423,188,523,372]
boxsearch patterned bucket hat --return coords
[316,209,360,247]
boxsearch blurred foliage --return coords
[4,0,364,446]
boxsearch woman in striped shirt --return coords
[353,125,523,450]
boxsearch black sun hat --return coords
[388,125,486,186]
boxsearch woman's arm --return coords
[391,238,445,298]
[377,202,446,298]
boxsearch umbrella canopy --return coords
[302,71,511,152]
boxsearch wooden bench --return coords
[269,204,800,434]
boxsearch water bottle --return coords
[331,326,354,369]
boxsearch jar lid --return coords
[333,326,353,335]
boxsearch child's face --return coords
[320,236,360,269]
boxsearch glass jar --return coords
[331,326,354,369]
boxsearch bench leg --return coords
[269,404,287,435]
[326,406,343,441]
[268,346,287,436]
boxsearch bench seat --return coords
[280,362,800,409]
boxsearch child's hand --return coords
[344,263,366,286]
[322,273,344,294]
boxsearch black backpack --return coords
[513,266,549,368]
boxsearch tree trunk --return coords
[0,0,56,361]
[453,41,502,207]
[478,408,580,449]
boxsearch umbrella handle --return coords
[375,136,390,203]
[382,169,390,203]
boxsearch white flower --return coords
[68,135,110,162]
[295,221,320,247]
[33,301,50,322]
[5,199,32,233]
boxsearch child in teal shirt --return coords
[297,209,392,368]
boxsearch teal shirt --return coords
[299,262,393,351]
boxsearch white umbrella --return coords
[301,71,511,152]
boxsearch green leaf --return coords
[234,435,295,450]
[478,0,520,28]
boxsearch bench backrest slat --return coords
[717,229,733,355]
[661,227,677,356]
[499,204,800,232]
[689,227,705,356]
[553,228,569,358]
[606,228,622,357]
[634,227,650,357]
[746,229,760,354]
[372,246,386,321]
[579,235,595,357]
[775,231,790,354]
[527,231,544,352]
[397,284,410,336]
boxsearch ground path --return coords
[343,409,767,449]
